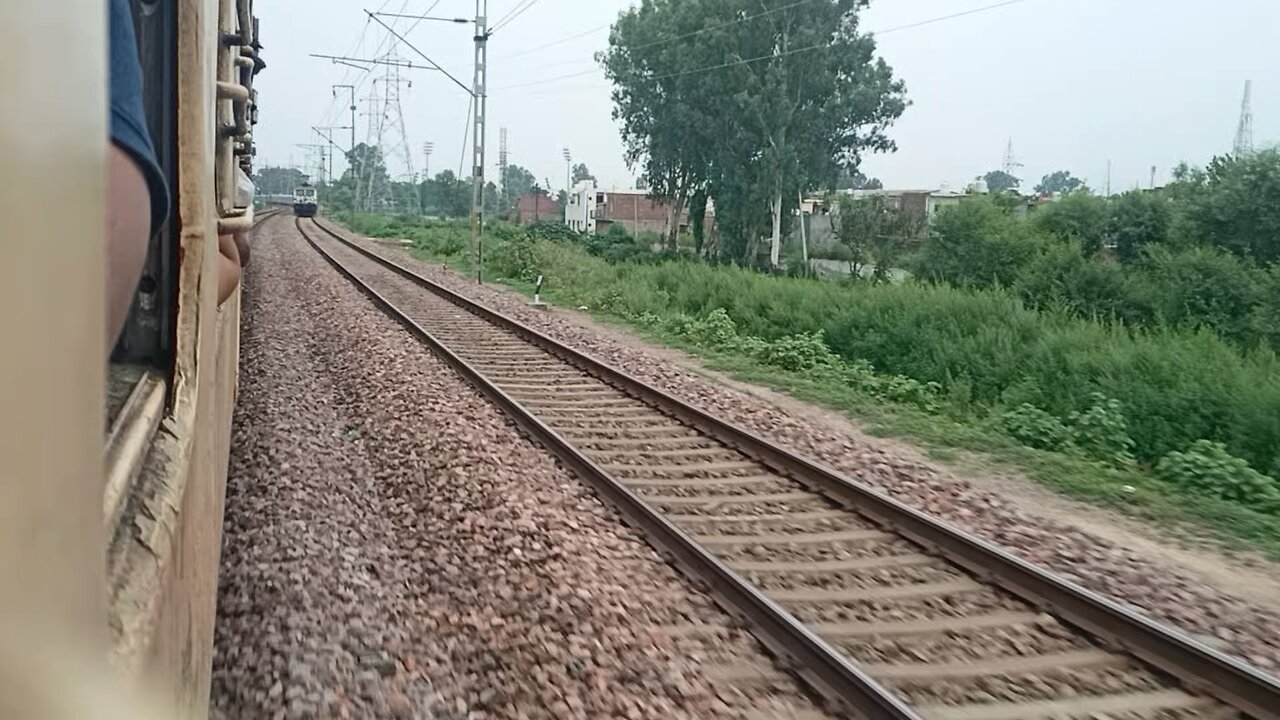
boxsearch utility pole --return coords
[422,141,434,179]
[333,84,357,206]
[498,127,509,212]
[1105,159,1112,197]
[332,85,356,152]
[563,147,572,196]
[470,0,490,283]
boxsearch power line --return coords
[498,0,817,66]
[498,22,611,59]
[873,0,1035,35]
[496,0,1040,92]
[489,0,537,33]
[491,0,541,34]
[366,10,473,95]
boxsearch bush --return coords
[1156,441,1280,511]
[1002,404,1072,451]
[1180,149,1280,265]
[1068,393,1136,468]
[1014,241,1134,322]
[1033,192,1108,256]
[1131,245,1267,347]
[911,196,1043,289]
[1107,190,1172,264]
[525,220,579,243]
[761,331,839,372]
[487,227,538,281]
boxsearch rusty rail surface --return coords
[302,217,1280,720]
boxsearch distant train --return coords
[293,185,318,217]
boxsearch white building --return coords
[564,180,596,233]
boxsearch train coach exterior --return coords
[2,0,262,717]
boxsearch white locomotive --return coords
[292,185,318,217]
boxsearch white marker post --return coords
[530,275,548,310]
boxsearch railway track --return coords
[293,216,1280,720]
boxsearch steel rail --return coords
[296,218,916,719]
[305,217,1280,720]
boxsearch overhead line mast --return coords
[470,0,489,283]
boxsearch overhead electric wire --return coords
[490,0,541,34]
[457,96,474,178]
[497,0,816,65]
[495,0,1041,92]
[497,22,612,59]
[366,10,474,95]
[873,0,1036,35]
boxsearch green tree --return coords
[343,143,389,208]
[423,170,471,218]
[980,170,1021,193]
[836,168,884,190]
[832,194,912,282]
[500,164,536,214]
[1180,149,1280,264]
[1033,191,1108,255]
[1034,170,1086,195]
[911,196,1042,288]
[253,166,310,196]
[571,163,596,184]
[1107,190,1170,263]
[604,0,906,262]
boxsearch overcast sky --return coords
[253,0,1279,195]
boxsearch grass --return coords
[337,213,1280,559]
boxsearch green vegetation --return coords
[338,210,1280,555]
[603,0,905,259]
[906,153,1280,355]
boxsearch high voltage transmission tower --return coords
[365,55,421,214]
[1002,138,1022,177]
[1235,80,1254,157]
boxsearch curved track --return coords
[294,217,1280,720]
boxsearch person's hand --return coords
[233,230,250,269]
[216,233,241,305]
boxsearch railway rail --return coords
[292,215,1280,720]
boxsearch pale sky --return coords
[253,0,1279,195]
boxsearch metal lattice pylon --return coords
[1235,80,1254,157]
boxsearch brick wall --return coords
[514,195,560,225]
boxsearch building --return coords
[848,188,967,225]
[514,194,559,225]
[565,181,716,240]
[564,180,596,233]
[595,187,676,236]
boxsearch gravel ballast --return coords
[210,217,831,720]
[342,225,1280,674]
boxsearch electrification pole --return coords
[563,147,571,196]
[470,0,489,283]
[333,84,356,205]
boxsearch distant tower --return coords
[498,127,509,187]
[378,54,420,213]
[1235,80,1254,157]
[422,142,434,180]
[1002,138,1023,177]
